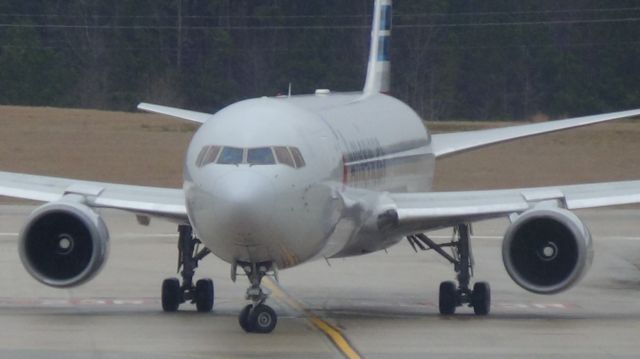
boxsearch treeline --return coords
[1,0,640,121]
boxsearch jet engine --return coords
[18,200,110,288]
[502,207,593,294]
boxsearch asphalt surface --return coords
[1,205,640,358]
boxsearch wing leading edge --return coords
[431,109,640,158]
[0,171,187,222]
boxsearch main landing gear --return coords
[408,223,490,316]
[162,225,214,313]
[236,261,278,333]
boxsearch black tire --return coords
[195,278,214,313]
[247,304,277,334]
[439,281,457,315]
[472,282,491,316]
[162,278,181,312]
[238,304,253,332]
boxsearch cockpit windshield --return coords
[196,145,305,168]
[247,147,276,165]
[218,147,244,165]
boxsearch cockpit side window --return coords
[201,146,221,166]
[217,146,244,165]
[196,146,209,167]
[290,147,306,168]
[274,146,295,167]
[247,147,276,165]
[196,146,221,167]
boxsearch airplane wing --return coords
[382,180,640,234]
[430,109,640,158]
[0,171,187,222]
[137,103,212,124]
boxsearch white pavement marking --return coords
[0,232,176,238]
[0,297,578,311]
[431,235,640,241]
[0,298,160,307]
[1,232,639,240]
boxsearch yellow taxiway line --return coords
[263,278,363,359]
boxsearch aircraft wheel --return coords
[439,281,457,315]
[239,304,253,332]
[247,304,277,333]
[195,278,214,312]
[472,282,491,315]
[162,278,181,312]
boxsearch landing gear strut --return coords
[162,225,214,313]
[408,223,490,315]
[236,261,278,333]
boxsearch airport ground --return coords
[1,207,640,359]
[0,106,640,358]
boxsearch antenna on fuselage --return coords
[288,82,292,98]
[362,0,392,96]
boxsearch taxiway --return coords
[0,205,639,358]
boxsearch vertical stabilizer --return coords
[363,0,392,95]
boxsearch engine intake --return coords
[502,207,593,294]
[19,201,110,288]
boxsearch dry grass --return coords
[0,105,639,200]
[0,106,193,189]
[430,119,640,190]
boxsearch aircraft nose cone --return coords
[209,171,276,242]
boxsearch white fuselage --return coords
[184,93,434,269]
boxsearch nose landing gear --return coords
[161,225,214,313]
[235,261,278,333]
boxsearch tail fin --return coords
[363,0,392,95]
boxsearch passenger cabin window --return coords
[247,147,276,165]
[218,147,244,165]
[274,146,295,167]
[290,147,306,168]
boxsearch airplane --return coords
[2,0,640,334]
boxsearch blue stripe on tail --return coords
[377,35,390,62]
[380,5,392,31]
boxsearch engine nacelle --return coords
[502,207,593,294]
[19,201,110,288]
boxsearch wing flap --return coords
[387,180,640,234]
[562,181,640,209]
[431,109,640,158]
[0,171,187,221]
